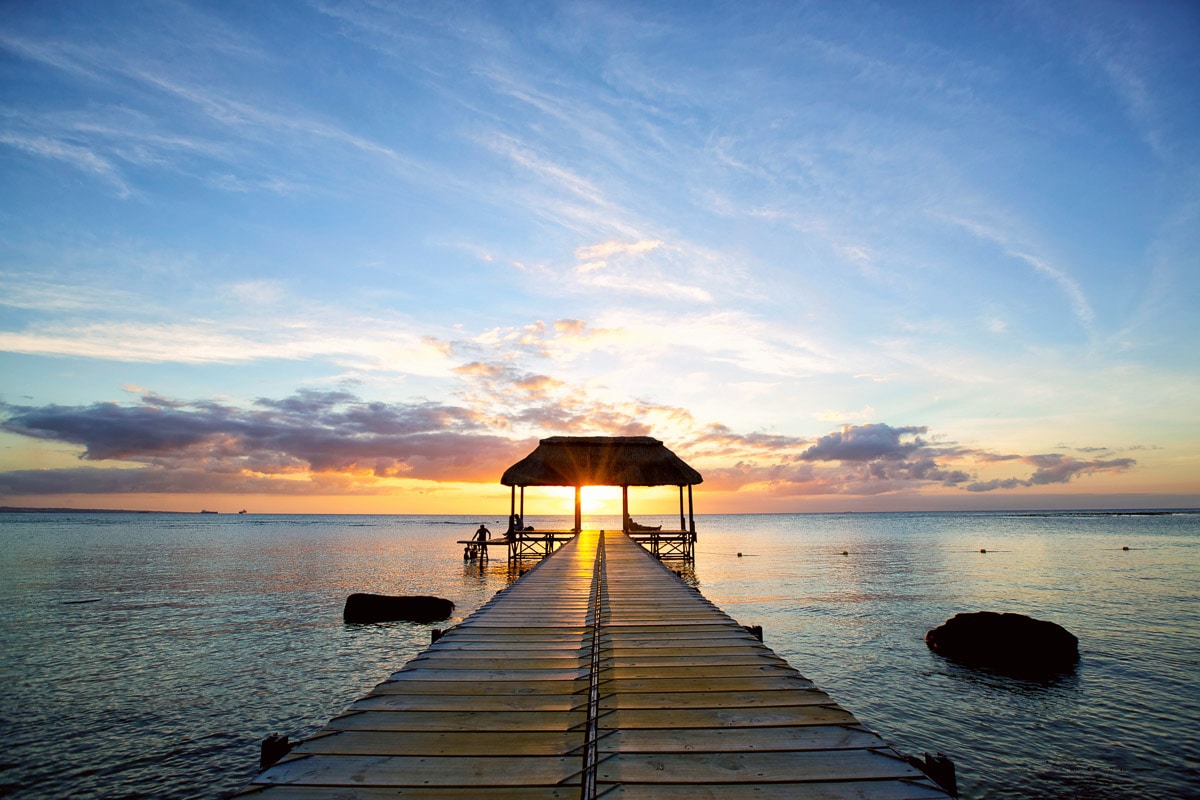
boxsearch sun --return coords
[580,486,622,516]
[522,485,623,517]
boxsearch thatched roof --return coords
[501,436,703,487]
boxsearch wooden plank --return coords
[601,624,737,633]
[389,668,590,681]
[594,750,925,784]
[239,787,581,799]
[256,754,582,786]
[404,657,590,670]
[351,693,585,713]
[601,642,778,654]
[592,618,735,627]
[601,617,730,624]
[601,630,759,643]
[598,688,832,710]
[598,664,802,680]
[600,675,815,693]
[605,782,952,800]
[326,710,587,732]
[477,604,584,611]
[371,679,589,697]
[418,646,588,656]
[600,705,858,729]
[596,653,786,668]
[429,634,588,645]
[294,729,583,756]
[453,623,590,628]
[602,724,885,753]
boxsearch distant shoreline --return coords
[0,506,187,514]
[1,506,1196,516]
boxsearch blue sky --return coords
[1,0,1197,513]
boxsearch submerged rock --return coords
[343,593,454,624]
[926,611,1079,677]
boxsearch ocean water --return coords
[0,511,1196,799]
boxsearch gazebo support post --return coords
[506,484,516,561]
[688,484,696,551]
[622,485,629,532]
[678,485,686,531]
[574,485,582,535]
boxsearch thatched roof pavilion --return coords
[500,436,702,549]
[501,436,702,488]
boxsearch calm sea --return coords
[0,511,1196,799]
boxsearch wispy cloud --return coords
[0,317,456,374]
[937,213,1095,326]
[205,173,308,195]
[0,32,104,82]
[0,22,415,200]
[0,275,134,312]
[575,240,665,261]
[817,405,876,423]
[469,310,840,380]
[569,238,716,303]
[1019,4,1175,162]
[0,132,132,197]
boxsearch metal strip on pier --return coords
[580,533,604,799]
[240,530,952,798]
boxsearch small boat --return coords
[238,509,248,515]
[200,510,218,514]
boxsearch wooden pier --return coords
[240,529,952,798]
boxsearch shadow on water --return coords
[665,562,698,587]
[937,658,1082,694]
[459,554,531,585]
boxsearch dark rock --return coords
[343,593,454,624]
[926,611,1079,677]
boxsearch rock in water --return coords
[926,611,1079,677]
[344,593,454,623]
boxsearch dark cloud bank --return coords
[0,390,530,495]
[696,422,1134,497]
[0,392,1135,499]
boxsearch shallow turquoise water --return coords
[0,511,1196,798]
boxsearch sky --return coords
[1,0,1198,516]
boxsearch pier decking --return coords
[240,530,951,798]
